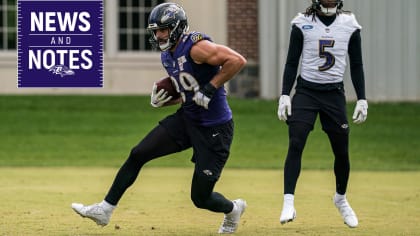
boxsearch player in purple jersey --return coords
[71,3,247,234]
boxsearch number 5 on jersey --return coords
[318,39,335,71]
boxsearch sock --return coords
[334,192,346,202]
[100,200,116,212]
[227,201,237,215]
[284,194,294,206]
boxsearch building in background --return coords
[0,0,418,101]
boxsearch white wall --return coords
[172,0,227,45]
[346,0,419,101]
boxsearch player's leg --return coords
[72,111,190,226]
[319,89,351,196]
[283,122,313,195]
[324,128,358,227]
[104,124,186,205]
[280,88,317,224]
[326,132,350,195]
[187,120,246,233]
[190,171,232,212]
[326,131,358,227]
[190,171,246,234]
[71,124,185,226]
[319,90,358,228]
[280,122,312,224]
[189,119,235,213]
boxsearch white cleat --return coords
[334,197,358,228]
[279,205,296,224]
[218,199,247,234]
[71,203,112,226]
[280,193,296,224]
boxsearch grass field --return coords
[1,167,419,236]
[1,95,419,170]
[0,95,419,235]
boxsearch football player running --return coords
[71,3,247,234]
[277,0,367,228]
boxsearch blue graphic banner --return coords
[17,0,103,87]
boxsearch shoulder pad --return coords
[291,13,309,26]
[340,13,362,30]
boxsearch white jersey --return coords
[292,13,362,84]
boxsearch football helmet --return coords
[147,3,189,51]
[312,0,343,15]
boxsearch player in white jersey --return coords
[277,0,367,228]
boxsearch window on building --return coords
[118,0,164,51]
[0,0,16,50]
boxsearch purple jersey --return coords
[161,32,232,126]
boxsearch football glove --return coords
[278,95,292,121]
[352,99,368,124]
[192,83,217,109]
[150,83,173,108]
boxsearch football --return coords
[155,76,181,100]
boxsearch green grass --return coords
[0,95,419,171]
[1,95,419,235]
[1,167,419,235]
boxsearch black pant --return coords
[104,109,234,213]
[283,87,350,195]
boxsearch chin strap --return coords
[159,40,172,51]
[320,5,337,15]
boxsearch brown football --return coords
[156,76,181,100]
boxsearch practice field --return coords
[0,96,419,235]
[1,167,419,236]
[1,95,419,170]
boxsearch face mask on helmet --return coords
[147,3,189,51]
[313,0,343,16]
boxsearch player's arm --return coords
[348,29,368,124]
[348,29,366,100]
[190,40,246,88]
[278,25,303,121]
[282,25,303,96]
[190,40,246,109]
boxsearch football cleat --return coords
[71,203,112,226]
[280,194,296,224]
[279,204,296,224]
[218,199,247,234]
[334,196,358,228]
